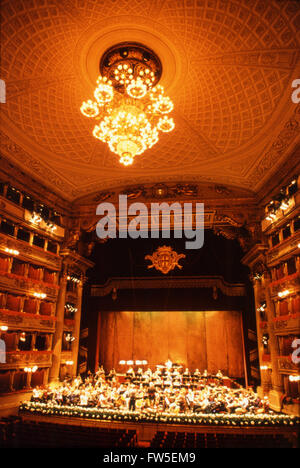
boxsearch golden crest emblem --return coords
[145,246,186,275]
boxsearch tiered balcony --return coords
[0,232,61,271]
[269,272,300,299]
[2,350,52,370]
[266,230,300,266]
[273,312,300,334]
[0,269,59,300]
[0,308,56,332]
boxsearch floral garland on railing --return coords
[19,402,300,427]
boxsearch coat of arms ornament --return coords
[145,246,186,275]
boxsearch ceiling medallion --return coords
[145,246,186,275]
[81,42,175,166]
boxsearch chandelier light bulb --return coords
[157,116,175,133]
[126,80,147,99]
[94,82,114,105]
[80,100,99,118]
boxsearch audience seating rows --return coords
[0,417,136,448]
[150,430,293,448]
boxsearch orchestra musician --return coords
[29,363,270,417]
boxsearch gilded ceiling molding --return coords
[1,0,299,200]
[0,132,75,201]
[247,104,300,190]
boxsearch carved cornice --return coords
[91,276,246,297]
[0,145,71,211]
[60,248,94,273]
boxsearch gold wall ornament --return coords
[145,246,186,275]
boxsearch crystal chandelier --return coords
[80,43,175,166]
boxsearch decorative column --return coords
[252,277,270,395]
[94,312,101,373]
[263,270,284,410]
[31,332,37,351]
[49,262,67,383]
[25,371,32,390]
[9,370,15,392]
[71,276,84,377]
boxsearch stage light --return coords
[0,325,8,331]
[119,360,126,365]
[126,360,134,365]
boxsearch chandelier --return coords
[80,43,175,166]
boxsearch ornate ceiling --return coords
[0,0,300,202]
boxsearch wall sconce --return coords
[19,332,26,342]
[262,334,269,348]
[278,290,290,298]
[257,302,266,313]
[24,366,38,373]
[5,248,19,256]
[289,375,300,382]
[34,292,47,299]
[65,303,78,313]
[65,333,75,342]
[67,275,81,284]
